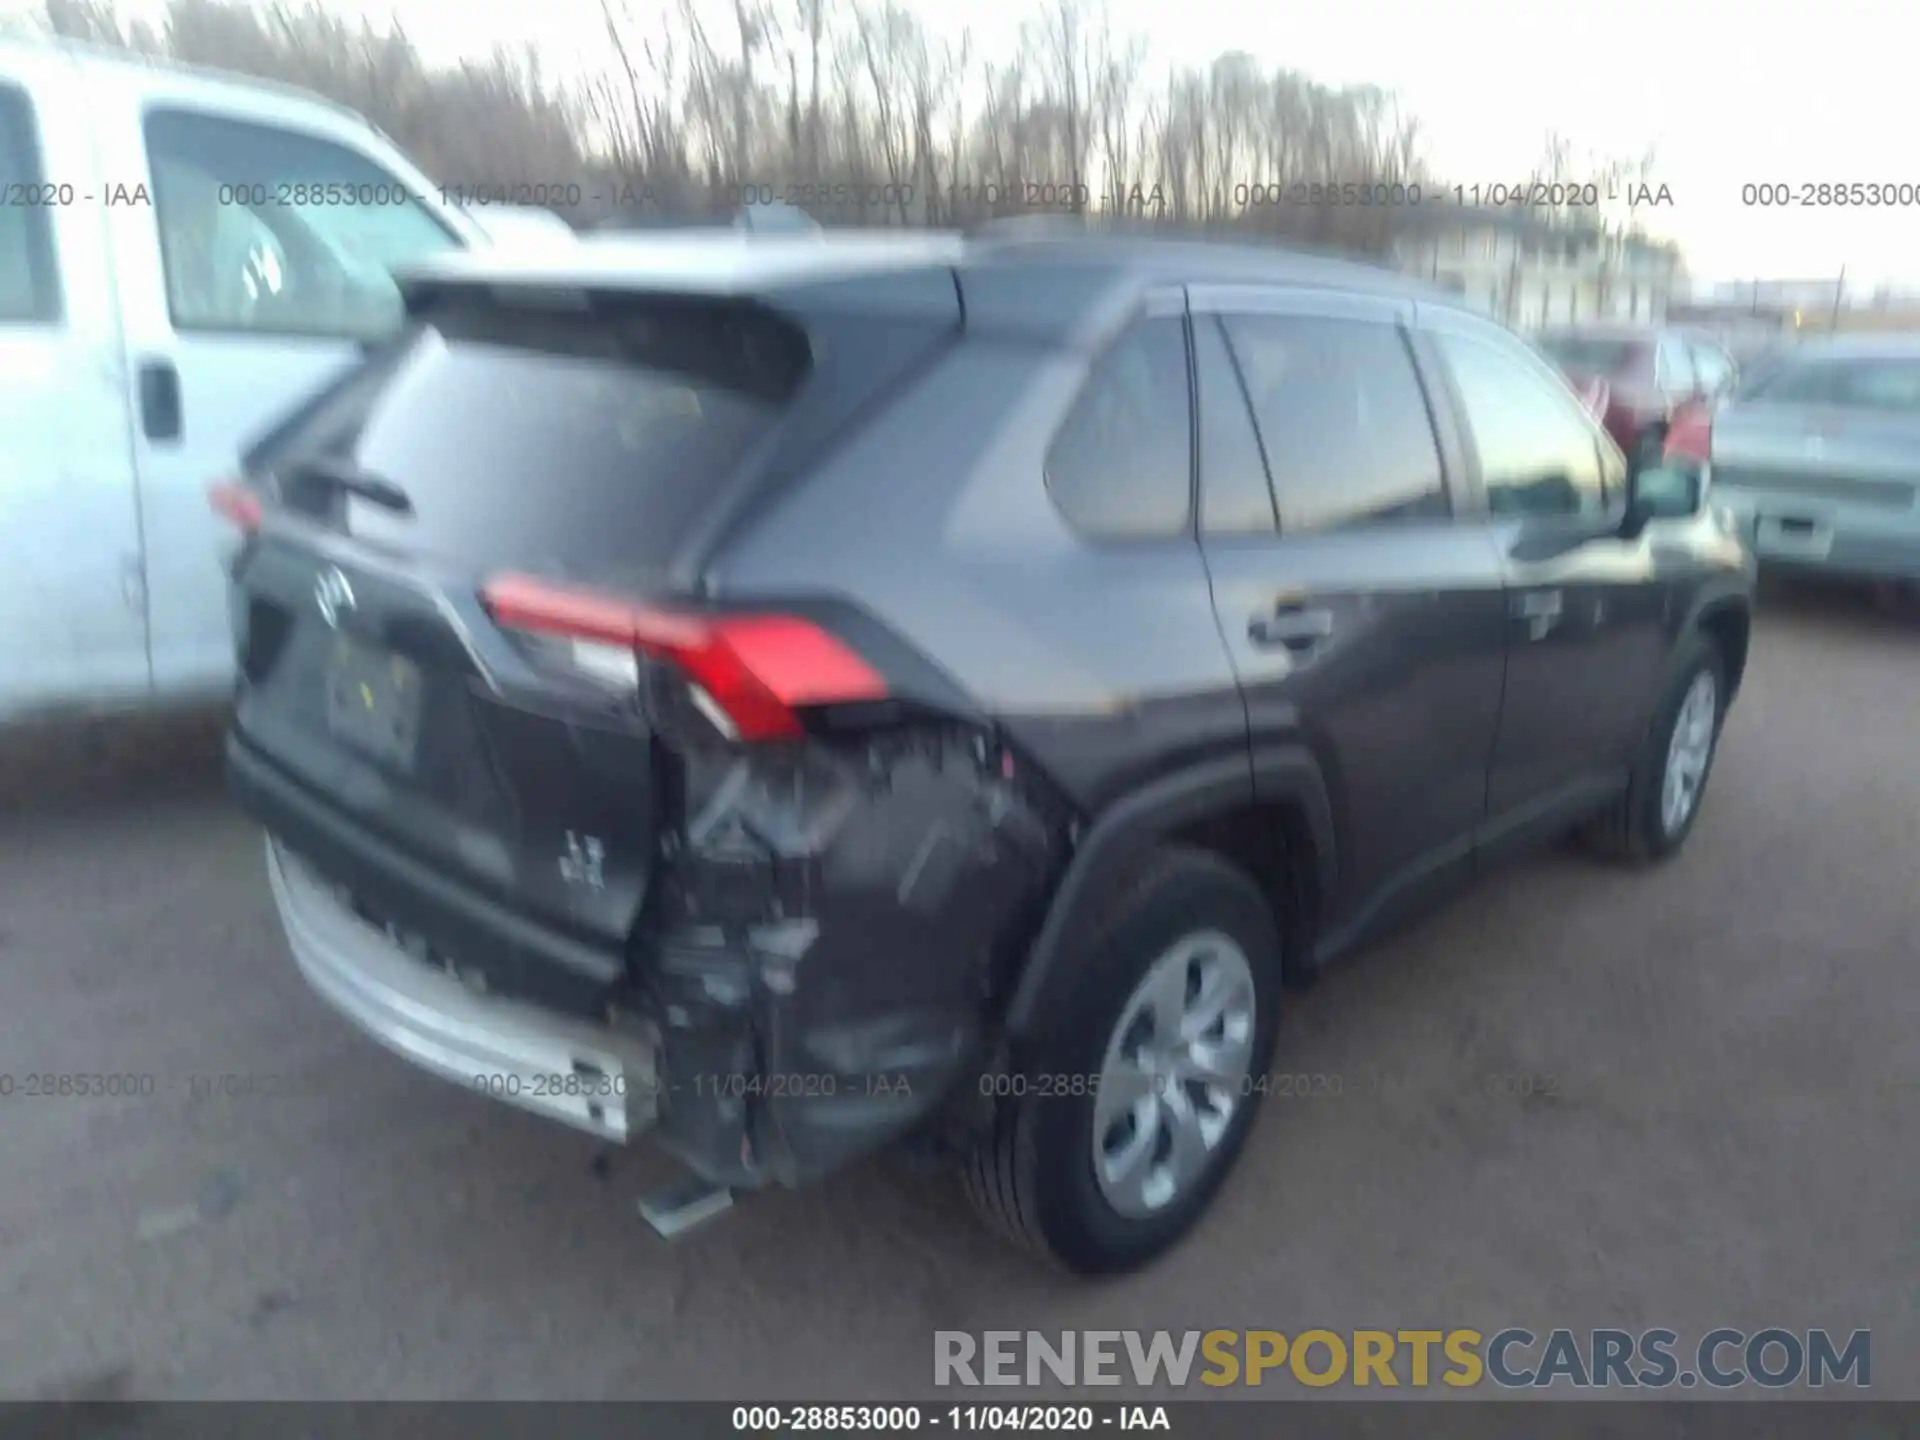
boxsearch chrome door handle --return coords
[1249,606,1335,651]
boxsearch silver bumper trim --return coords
[264,837,656,1143]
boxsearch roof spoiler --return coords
[592,202,824,235]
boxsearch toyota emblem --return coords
[314,566,355,628]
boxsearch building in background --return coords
[1674,277,1920,338]
[1391,206,1682,331]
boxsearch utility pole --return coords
[1830,266,1847,332]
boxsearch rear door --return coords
[88,73,471,698]
[0,61,149,716]
[1420,310,1668,832]
[1191,285,1509,940]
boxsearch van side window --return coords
[144,109,460,340]
[1045,315,1194,540]
[0,82,62,323]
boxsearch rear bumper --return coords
[234,730,1064,1190]
[267,837,659,1144]
[1715,492,1920,581]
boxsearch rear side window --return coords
[0,82,61,323]
[255,296,808,579]
[1046,316,1193,540]
[1220,314,1447,533]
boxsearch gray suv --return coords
[216,230,1756,1274]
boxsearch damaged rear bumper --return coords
[268,838,660,1143]
[244,730,1066,1191]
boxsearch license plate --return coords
[324,636,423,768]
[1755,513,1834,560]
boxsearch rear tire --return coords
[963,846,1282,1275]
[1584,636,1726,863]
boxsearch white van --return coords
[0,38,494,723]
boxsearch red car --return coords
[1533,325,1739,465]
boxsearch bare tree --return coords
[36,0,1474,257]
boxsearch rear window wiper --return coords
[282,454,415,516]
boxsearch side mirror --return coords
[1623,460,1704,536]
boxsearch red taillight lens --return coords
[1665,404,1712,465]
[480,574,888,742]
[209,478,263,533]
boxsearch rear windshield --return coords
[252,293,809,580]
[1741,355,1920,412]
[1535,336,1637,374]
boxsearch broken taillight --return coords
[208,478,264,533]
[480,573,888,742]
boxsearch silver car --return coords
[1706,336,1920,580]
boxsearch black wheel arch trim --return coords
[1002,745,1335,1039]
[1680,583,1754,692]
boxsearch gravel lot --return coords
[2,577,1915,1401]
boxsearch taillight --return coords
[1665,404,1712,465]
[480,574,888,742]
[209,478,263,533]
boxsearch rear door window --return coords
[1220,313,1448,532]
[254,296,810,579]
[0,81,61,323]
[1046,315,1194,540]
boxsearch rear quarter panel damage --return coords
[635,729,1065,1187]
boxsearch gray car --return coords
[217,229,1756,1274]
[1703,335,1920,580]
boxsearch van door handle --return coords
[1249,605,1335,651]
[138,359,182,443]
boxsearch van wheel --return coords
[1584,636,1726,863]
[962,846,1282,1275]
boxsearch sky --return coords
[16,0,1918,288]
